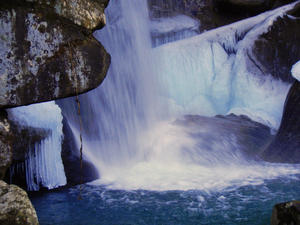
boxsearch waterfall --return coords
[58,0,300,191]
[8,102,66,191]
[58,0,161,170]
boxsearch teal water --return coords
[30,174,300,225]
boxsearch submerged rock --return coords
[0,0,110,108]
[175,114,273,159]
[271,200,300,225]
[0,180,39,225]
[261,81,300,163]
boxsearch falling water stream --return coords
[26,0,300,224]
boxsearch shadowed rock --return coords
[271,200,300,225]
[261,81,300,163]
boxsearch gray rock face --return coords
[261,81,300,163]
[271,200,300,225]
[253,3,300,82]
[0,111,12,180]
[0,180,39,225]
[0,0,110,108]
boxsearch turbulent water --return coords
[10,0,300,223]
[31,175,300,225]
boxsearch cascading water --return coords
[57,0,300,192]
[28,1,300,224]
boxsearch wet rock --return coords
[0,180,39,225]
[261,81,300,163]
[175,114,273,159]
[0,0,110,108]
[252,3,300,82]
[0,111,12,180]
[61,116,99,186]
[271,200,300,225]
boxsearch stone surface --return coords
[0,0,110,108]
[261,81,300,163]
[252,3,300,82]
[0,180,39,225]
[61,116,99,186]
[175,114,273,159]
[0,110,12,180]
[271,200,300,225]
[148,0,297,34]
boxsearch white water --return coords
[60,0,300,192]
[8,102,66,191]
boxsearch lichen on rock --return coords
[0,0,110,108]
[0,180,39,225]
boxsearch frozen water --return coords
[8,102,66,191]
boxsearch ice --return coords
[150,15,200,47]
[154,1,298,129]
[8,102,66,191]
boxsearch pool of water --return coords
[30,174,300,225]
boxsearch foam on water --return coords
[8,101,66,191]
[90,120,300,191]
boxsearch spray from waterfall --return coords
[58,0,300,191]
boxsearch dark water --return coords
[30,174,300,225]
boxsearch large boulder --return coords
[271,201,300,225]
[261,81,300,163]
[0,0,110,108]
[0,180,39,225]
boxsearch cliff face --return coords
[0,0,110,108]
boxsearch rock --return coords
[175,114,273,159]
[149,0,250,33]
[252,3,300,82]
[0,180,39,225]
[61,116,99,186]
[213,0,272,14]
[0,0,110,108]
[261,81,300,163]
[148,0,297,35]
[271,200,300,225]
[0,110,12,180]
